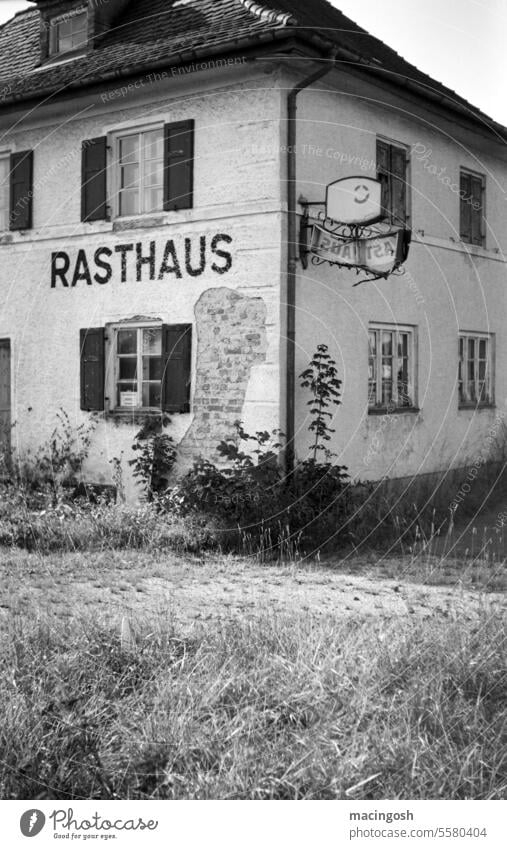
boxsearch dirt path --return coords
[1,548,504,630]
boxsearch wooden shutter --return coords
[163,120,194,211]
[162,324,192,413]
[470,175,484,246]
[81,137,108,222]
[80,328,105,411]
[10,150,33,230]
[376,139,390,221]
[391,145,407,225]
[460,171,472,242]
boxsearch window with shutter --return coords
[376,139,408,226]
[10,150,33,231]
[82,137,108,222]
[460,169,485,247]
[80,328,105,411]
[104,321,192,413]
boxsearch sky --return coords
[0,0,506,125]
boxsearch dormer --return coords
[27,0,132,63]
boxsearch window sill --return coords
[458,403,495,412]
[368,406,420,416]
[107,408,170,425]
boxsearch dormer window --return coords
[49,8,88,56]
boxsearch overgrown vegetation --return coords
[1,609,504,800]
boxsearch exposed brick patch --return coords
[178,286,267,463]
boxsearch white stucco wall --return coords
[0,65,285,497]
[285,68,507,479]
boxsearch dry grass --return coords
[0,607,505,800]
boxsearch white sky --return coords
[1,0,506,126]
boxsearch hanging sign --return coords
[309,224,405,277]
[326,176,383,225]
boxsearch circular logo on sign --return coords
[354,185,370,204]
[20,810,46,838]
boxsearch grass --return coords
[0,606,505,800]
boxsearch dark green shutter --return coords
[10,150,33,231]
[470,175,483,246]
[376,139,390,221]
[460,171,472,243]
[80,328,105,411]
[162,324,192,412]
[391,145,407,225]
[163,120,194,211]
[81,137,108,222]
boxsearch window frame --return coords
[110,123,165,219]
[368,322,418,413]
[459,168,486,248]
[107,320,165,413]
[458,331,494,409]
[376,136,411,227]
[49,7,88,57]
[0,152,10,232]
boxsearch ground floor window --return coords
[368,324,415,411]
[80,322,192,414]
[458,332,493,407]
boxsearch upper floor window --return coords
[116,128,164,217]
[376,139,409,227]
[458,332,493,407]
[50,9,88,56]
[460,169,485,247]
[0,155,9,231]
[81,120,194,222]
[368,323,416,411]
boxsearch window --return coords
[116,129,164,217]
[376,139,409,226]
[80,322,192,413]
[0,155,9,231]
[81,121,194,222]
[115,325,163,409]
[458,333,493,407]
[368,324,416,411]
[460,170,485,246]
[50,10,88,56]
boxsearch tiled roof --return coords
[0,0,503,137]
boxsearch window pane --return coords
[479,339,487,359]
[382,332,393,357]
[119,190,139,216]
[121,164,139,190]
[143,188,163,212]
[143,358,162,381]
[142,383,162,407]
[468,338,475,361]
[117,329,137,354]
[119,357,137,380]
[142,328,162,355]
[144,160,163,187]
[368,331,376,357]
[120,136,139,164]
[143,130,163,161]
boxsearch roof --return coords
[0,0,504,141]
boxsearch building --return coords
[0,0,505,499]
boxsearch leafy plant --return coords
[129,417,177,501]
[299,344,342,460]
